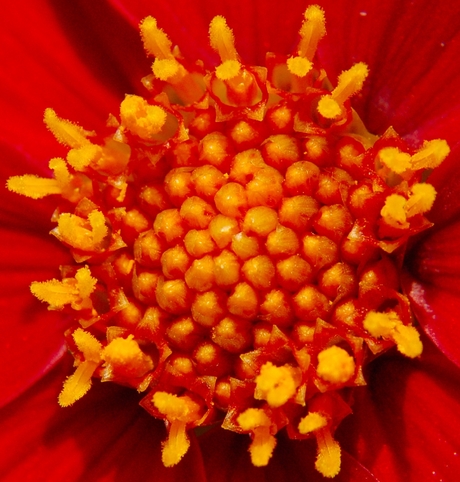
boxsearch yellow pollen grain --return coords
[237,408,277,467]
[120,95,167,140]
[298,412,328,434]
[410,139,450,170]
[316,346,355,384]
[255,362,299,407]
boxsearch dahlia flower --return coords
[1,0,460,481]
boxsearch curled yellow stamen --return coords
[364,311,422,358]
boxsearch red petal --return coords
[0,1,127,163]
[0,359,207,482]
[199,425,379,481]
[0,227,70,408]
[340,340,460,481]
[404,219,460,366]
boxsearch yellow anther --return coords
[298,5,326,61]
[317,63,369,119]
[153,392,202,467]
[67,144,102,171]
[237,408,277,466]
[298,411,328,434]
[255,362,300,407]
[315,428,341,478]
[287,56,313,77]
[120,95,167,140]
[316,346,355,384]
[404,183,437,217]
[364,311,422,358]
[215,59,242,80]
[153,58,182,81]
[58,328,102,407]
[378,147,412,174]
[56,210,108,251]
[6,174,62,199]
[44,108,94,148]
[30,266,97,310]
[102,335,153,377]
[380,193,408,228]
[410,139,450,170]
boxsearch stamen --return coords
[410,139,450,170]
[237,408,277,466]
[287,5,326,77]
[255,362,300,407]
[120,95,168,140]
[44,108,94,148]
[6,174,62,199]
[363,311,422,358]
[317,63,369,119]
[58,328,102,407]
[315,427,341,478]
[30,266,96,310]
[153,392,202,466]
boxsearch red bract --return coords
[1,0,460,480]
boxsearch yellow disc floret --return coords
[316,346,355,384]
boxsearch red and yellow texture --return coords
[2,0,460,482]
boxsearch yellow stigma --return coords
[6,174,62,199]
[315,428,341,478]
[364,311,423,358]
[44,108,94,148]
[410,139,450,170]
[405,183,437,217]
[30,266,97,311]
[316,346,355,384]
[237,408,277,466]
[298,411,328,434]
[58,328,102,407]
[209,16,242,80]
[299,5,326,60]
[317,63,369,119]
[153,392,202,467]
[254,362,300,407]
[120,95,167,140]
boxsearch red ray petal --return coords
[0,227,70,408]
[404,219,460,366]
[0,1,125,164]
[0,359,207,482]
[199,425,379,481]
[340,340,460,481]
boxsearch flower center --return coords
[7,5,449,478]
